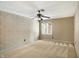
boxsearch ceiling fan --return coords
[33,9,50,21]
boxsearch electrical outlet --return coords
[24,39,26,42]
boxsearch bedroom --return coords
[0,1,79,58]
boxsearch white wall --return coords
[0,10,38,51]
[74,4,79,57]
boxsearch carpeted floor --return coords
[0,40,77,58]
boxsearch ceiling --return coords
[0,1,78,19]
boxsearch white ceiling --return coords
[0,1,78,19]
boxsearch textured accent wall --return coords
[0,10,36,51]
[52,17,74,43]
[74,4,79,57]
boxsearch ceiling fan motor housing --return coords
[37,13,42,18]
[37,9,44,18]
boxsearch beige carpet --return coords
[0,40,77,58]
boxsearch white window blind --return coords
[41,22,52,35]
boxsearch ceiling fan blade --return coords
[41,15,50,18]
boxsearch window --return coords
[41,22,52,35]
